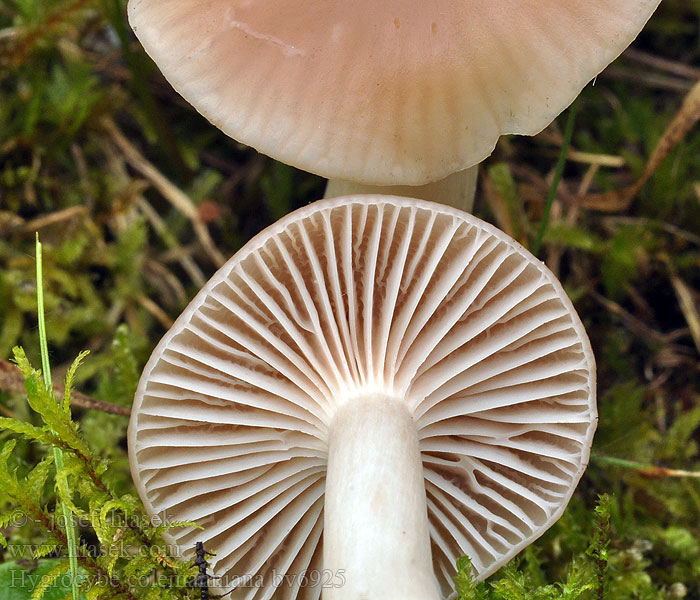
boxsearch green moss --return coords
[1,0,699,597]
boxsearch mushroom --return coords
[129,195,597,599]
[127,0,660,210]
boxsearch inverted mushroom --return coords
[127,0,660,209]
[129,195,597,599]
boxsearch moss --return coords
[1,0,699,598]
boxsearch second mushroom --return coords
[129,195,597,599]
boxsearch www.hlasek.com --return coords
[2,541,184,560]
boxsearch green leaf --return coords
[0,559,87,600]
[487,162,526,240]
[11,347,91,459]
[122,555,156,580]
[543,223,606,253]
[107,325,138,404]
[61,351,90,413]
[454,556,491,600]
[0,418,59,446]
[25,456,55,501]
[29,560,69,600]
[0,440,20,496]
[32,543,58,560]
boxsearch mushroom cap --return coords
[128,0,660,185]
[128,195,597,597]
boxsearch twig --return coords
[101,0,190,179]
[144,258,187,305]
[592,454,700,479]
[602,216,700,247]
[136,294,174,329]
[136,196,206,287]
[584,78,700,211]
[71,143,95,211]
[661,255,700,356]
[623,48,700,81]
[20,206,86,233]
[603,66,693,93]
[536,134,625,168]
[0,360,131,417]
[589,290,669,346]
[102,117,226,268]
[566,150,625,168]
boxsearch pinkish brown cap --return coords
[128,1,660,186]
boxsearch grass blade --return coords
[533,97,580,256]
[35,235,80,600]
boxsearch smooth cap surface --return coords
[128,0,660,185]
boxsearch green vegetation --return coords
[0,238,198,599]
[454,494,697,599]
[1,0,699,598]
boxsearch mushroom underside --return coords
[129,196,597,599]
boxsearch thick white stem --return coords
[324,166,478,213]
[323,395,440,600]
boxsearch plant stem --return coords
[36,234,80,600]
[532,97,580,256]
[35,234,51,389]
[324,166,479,213]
